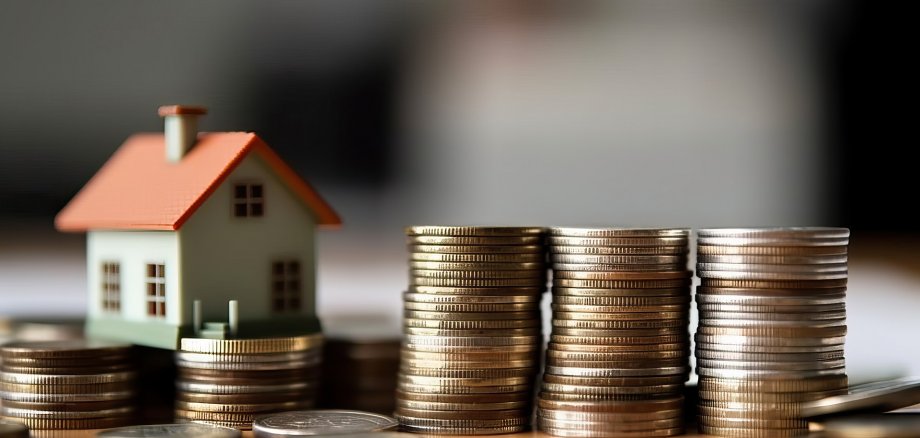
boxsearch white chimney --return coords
[158,105,207,163]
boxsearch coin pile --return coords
[537,227,692,437]
[695,227,850,437]
[396,226,547,434]
[0,340,136,430]
[320,332,400,414]
[174,334,323,430]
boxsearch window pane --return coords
[158,302,166,317]
[147,283,156,296]
[250,185,263,198]
[147,264,156,277]
[158,265,165,278]
[287,262,299,274]
[148,301,157,316]
[250,203,263,217]
[234,203,248,217]
[234,185,247,198]
[272,262,284,275]
[287,280,300,292]
[289,297,301,310]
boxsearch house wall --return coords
[179,153,318,334]
[85,230,181,347]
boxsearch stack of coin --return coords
[538,227,691,437]
[695,227,850,437]
[396,226,547,434]
[320,331,401,414]
[0,340,136,430]
[174,334,323,430]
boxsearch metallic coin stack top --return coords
[538,228,692,438]
[397,226,548,435]
[0,340,136,430]
[174,334,323,430]
[695,227,850,437]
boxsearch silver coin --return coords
[0,421,27,438]
[697,227,850,239]
[802,377,920,418]
[695,293,846,306]
[697,262,849,273]
[96,424,241,438]
[697,236,849,247]
[698,254,848,265]
[253,410,398,437]
[697,270,848,280]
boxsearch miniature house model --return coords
[56,106,340,350]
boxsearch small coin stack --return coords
[396,226,548,435]
[174,334,323,430]
[320,327,401,414]
[0,340,136,430]
[695,227,850,437]
[537,228,692,438]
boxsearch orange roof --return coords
[55,132,341,231]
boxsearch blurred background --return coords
[1,1,918,380]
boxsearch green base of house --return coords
[86,316,323,351]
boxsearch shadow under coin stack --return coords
[174,334,323,429]
[396,226,548,434]
[694,228,850,437]
[0,340,136,430]
[538,228,692,437]
[320,324,401,414]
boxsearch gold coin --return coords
[551,228,690,238]
[553,287,689,297]
[397,374,531,387]
[0,398,127,411]
[409,244,543,254]
[409,260,546,271]
[697,270,848,281]
[699,416,807,429]
[697,286,847,296]
[696,367,847,380]
[552,263,686,272]
[403,318,540,329]
[402,343,539,354]
[553,271,691,281]
[701,278,847,289]
[537,395,684,412]
[396,399,530,411]
[0,381,133,394]
[545,349,687,361]
[698,244,848,256]
[554,279,691,289]
[536,407,682,422]
[545,358,687,369]
[548,342,690,353]
[551,303,689,313]
[399,364,537,379]
[552,245,688,255]
[401,358,537,370]
[697,425,805,438]
[551,318,687,330]
[410,269,544,279]
[0,340,131,360]
[404,292,540,304]
[538,425,684,437]
[696,358,846,371]
[697,228,849,239]
[407,285,542,296]
[403,327,541,337]
[176,390,313,404]
[411,277,546,287]
[0,390,135,403]
[551,254,688,265]
[696,303,847,314]
[550,327,687,337]
[175,351,316,364]
[698,402,803,415]
[698,376,848,393]
[697,262,848,274]
[543,366,689,378]
[406,226,547,237]
[695,340,845,354]
[175,380,313,394]
[0,354,131,367]
[548,236,688,247]
[394,407,530,421]
[0,406,134,419]
[542,374,687,387]
[553,295,689,306]
[404,301,539,312]
[403,335,541,347]
[395,390,530,403]
[553,311,687,321]
[174,409,258,423]
[407,235,544,245]
[393,414,530,428]
[550,334,688,346]
[541,382,683,396]
[537,391,683,403]
[695,291,846,305]
[536,416,683,432]
[398,424,528,435]
[411,252,545,263]
[397,382,531,395]
[179,334,322,354]
[399,349,538,362]
[403,310,539,321]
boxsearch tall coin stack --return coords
[174,334,323,429]
[538,228,692,438]
[0,340,136,430]
[396,226,548,435]
[695,228,849,437]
